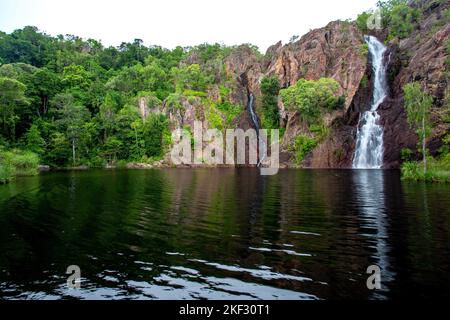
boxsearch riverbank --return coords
[401,157,450,183]
[0,148,39,184]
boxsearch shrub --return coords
[260,76,281,129]
[356,11,373,33]
[0,159,14,184]
[143,113,170,158]
[10,150,40,176]
[280,78,343,124]
[359,44,369,58]
[360,75,369,89]
[183,89,208,98]
[87,155,106,168]
[205,103,225,130]
[389,4,421,38]
[401,161,421,180]
[377,0,421,39]
[289,135,318,164]
[215,101,242,128]
[0,148,39,183]
[400,148,413,161]
[402,157,450,183]
[403,82,433,174]
[309,122,330,142]
[116,160,128,169]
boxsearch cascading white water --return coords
[353,36,388,169]
[248,93,259,131]
[247,93,267,166]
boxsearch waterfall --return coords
[247,93,266,166]
[248,93,259,132]
[353,36,388,169]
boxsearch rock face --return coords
[223,45,264,132]
[157,0,448,169]
[225,45,264,102]
[265,21,368,111]
[379,0,449,168]
[263,21,368,167]
[138,96,163,120]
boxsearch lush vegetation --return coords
[401,83,449,183]
[260,76,281,129]
[356,0,421,40]
[288,135,318,164]
[0,1,445,175]
[280,78,344,124]
[0,147,39,183]
[402,156,450,183]
[280,78,340,164]
[403,82,433,172]
[0,27,244,171]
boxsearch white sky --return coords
[0,0,379,52]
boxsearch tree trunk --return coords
[135,128,140,157]
[43,96,48,115]
[422,116,427,175]
[72,140,76,167]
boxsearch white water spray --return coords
[247,93,267,166]
[353,36,388,169]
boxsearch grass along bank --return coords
[0,147,40,184]
[402,154,450,183]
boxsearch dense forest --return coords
[0,31,208,167]
[0,0,449,183]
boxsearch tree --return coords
[280,78,343,124]
[376,0,420,39]
[114,104,142,159]
[0,77,29,141]
[356,11,373,33]
[141,60,171,99]
[130,119,144,159]
[25,124,45,155]
[143,114,169,158]
[0,26,56,67]
[260,76,281,129]
[117,39,149,66]
[388,3,420,38]
[103,136,123,163]
[46,132,71,166]
[56,102,91,166]
[404,82,433,174]
[171,64,209,92]
[31,68,61,116]
[62,64,92,90]
[98,93,118,141]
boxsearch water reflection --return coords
[352,170,395,297]
[0,169,449,300]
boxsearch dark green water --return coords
[0,169,449,300]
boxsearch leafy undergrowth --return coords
[402,155,450,183]
[0,148,39,184]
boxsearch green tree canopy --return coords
[280,78,344,124]
[0,77,30,140]
[404,82,433,173]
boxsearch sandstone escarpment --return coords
[263,21,368,167]
[265,21,368,111]
[159,0,448,169]
[380,0,449,168]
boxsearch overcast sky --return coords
[0,0,379,52]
